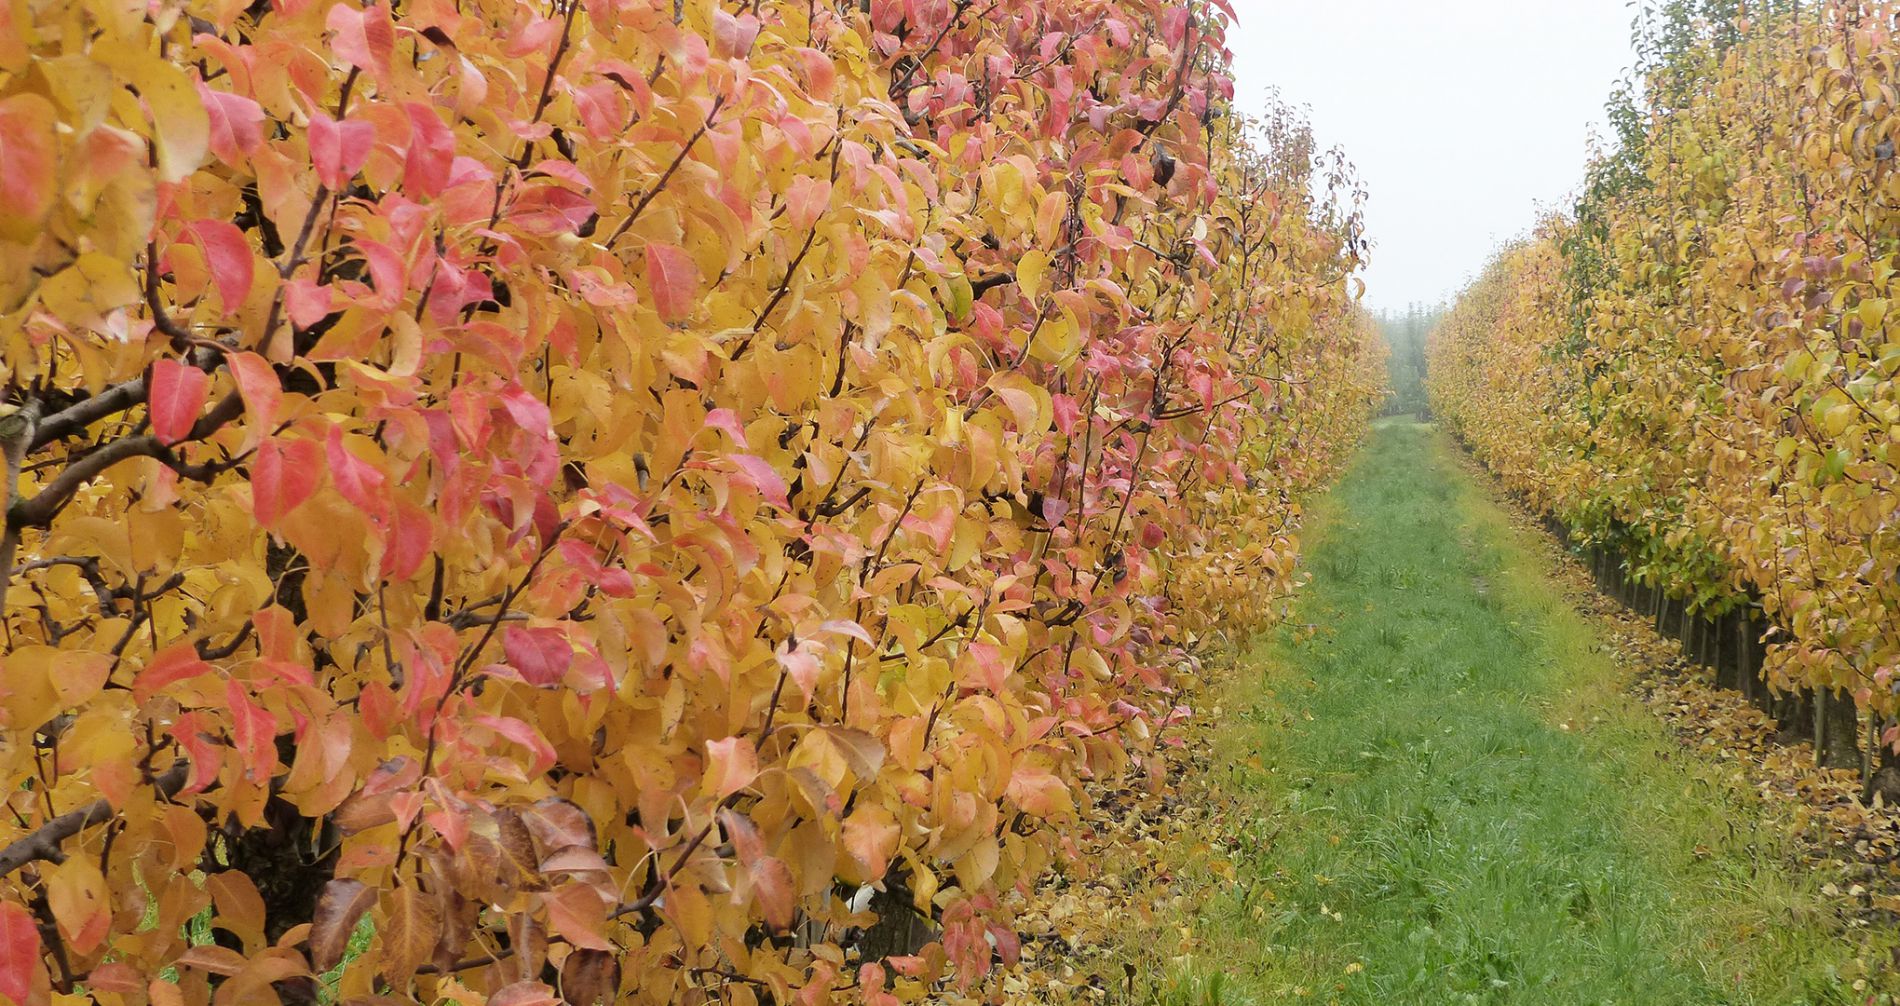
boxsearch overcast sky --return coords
[1225,2,1638,313]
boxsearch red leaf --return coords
[226,351,281,432]
[174,945,247,976]
[403,102,454,196]
[134,640,214,704]
[505,13,564,57]
[526,797,598,852]
[225,678,278,783]
[842,804,899,878]
[0,94,58,242]
[1005,761,1071,817]
[326,1,395,79]
[185,218,254,313]
[729,454,789,509]
[197,82,265,166]
[253,436,321,527]
[644,242,699,324]
[381,498,433,580]
[474,716,556,775]
[309,112,375,191]
[501,626,571,686]
[711,10,761,59]
[509,183,595,236]
[148,359,210,446]
[355,239,407,311]
[704,408,748,445]
[0,900,40,1005]
[325,425,387,518]
[169,711,223,794]
[284,278,334,329]
[902,502,955,553]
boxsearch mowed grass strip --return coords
[1163,420,1893,1006]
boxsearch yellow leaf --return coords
[1017,250,1049,303]
[46,858,108,955]
[90,38,208,184]
[37,252,139,326]
[1029,307,1082,365]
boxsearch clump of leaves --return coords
[0,0,1381,1003]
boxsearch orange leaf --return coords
[488,981,562,1006]
[704,736,758,800]
[0,94,58,243]
[750,856,797,933]
[175,945,248,977]
[46,858,108,955]
[540,883,611,952]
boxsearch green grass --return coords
[1166,419,1894,1005]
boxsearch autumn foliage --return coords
[0,0,1380,1003]
[1430,3,1900,743]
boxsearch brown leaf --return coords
[331,790,397,835]
[506,912,547,984]
[332,757,420,834]
[310,879,376,972]
[498,808,545,891]
[558,948,619,1006]
[432,887,477,973]
[378,884,441,991]
[455,827,506,900]
[526,797,597,853]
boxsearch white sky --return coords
[1225,2,1638,312]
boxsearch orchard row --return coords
[0,1,1380,1004]
[1432,4,1900,755]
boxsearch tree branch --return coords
[31,380,146,451]
[0,763,191,878]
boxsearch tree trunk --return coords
[1814,689,1860,769]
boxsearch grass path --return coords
[1171,420,1889,1005]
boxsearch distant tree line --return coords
[1376,305,1443,417]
